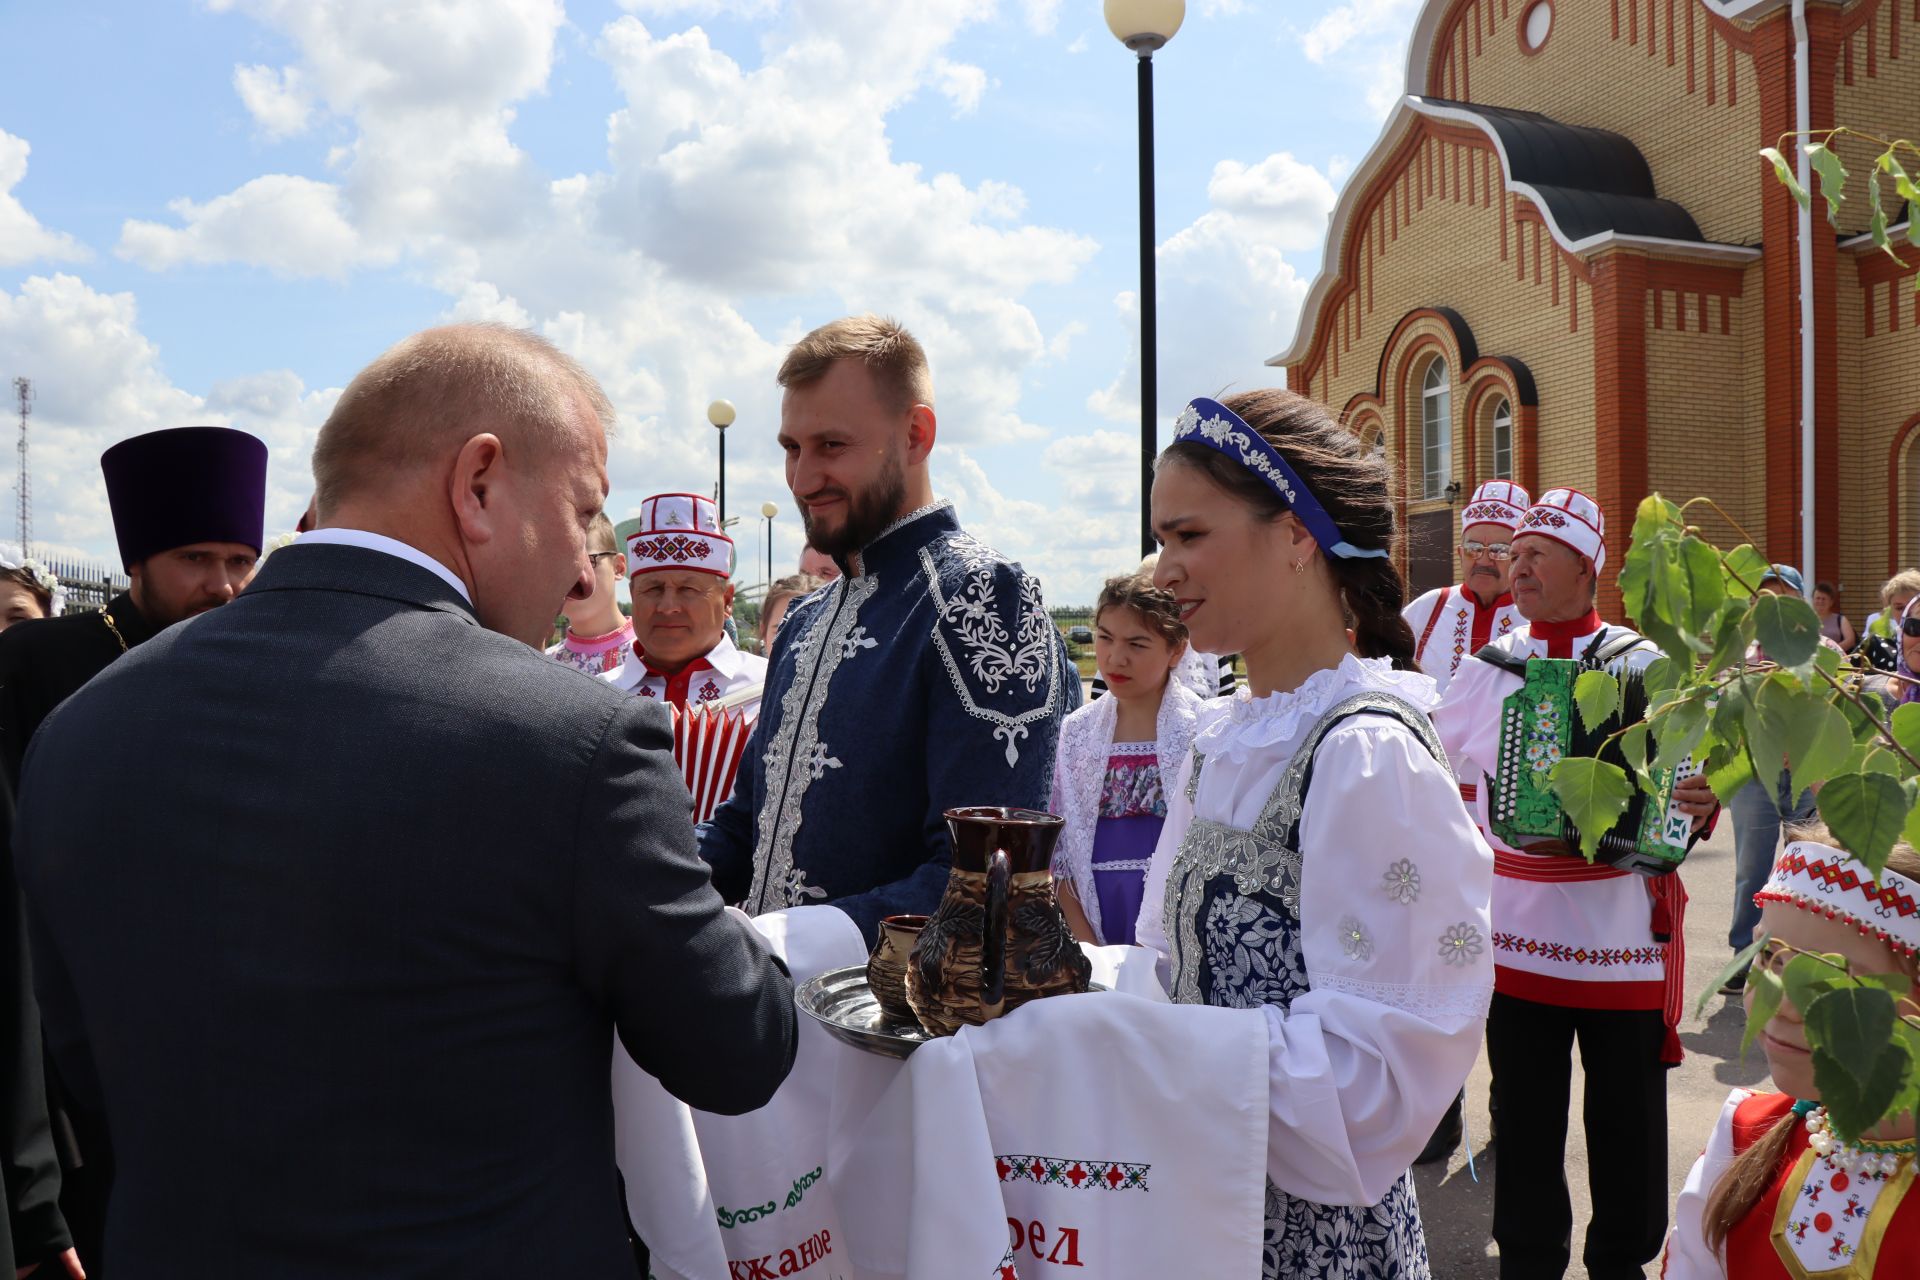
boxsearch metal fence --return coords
[43,557,129,613]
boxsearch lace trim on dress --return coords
[1195,655,1438,764]
[1314,973,1494,1022]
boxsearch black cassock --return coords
[0,593,159,1277]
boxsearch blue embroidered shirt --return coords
[698,502,1082,940]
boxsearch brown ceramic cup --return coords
[867,914,928,1027]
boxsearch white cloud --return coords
[1297,0,1420,117]
[0,274,327,549]
[117,175,372,278]
[1021,0,1063,35]
[233,63,314,139]
[932,58,990,115]
[0,132,87,267]
[1091,151,1331,431]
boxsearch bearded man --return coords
[697,314,1080,939]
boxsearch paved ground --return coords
[1413,818,1765,1277]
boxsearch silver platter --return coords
[795,965,931,1059]
[794,965,1110,1060]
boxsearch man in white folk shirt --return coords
[1431,487,1717,1280]
[606,492,768,822]
[1402,479,1529,697]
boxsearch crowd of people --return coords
[0,312,1911,1280]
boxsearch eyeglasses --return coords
[1461,540,1512,561]
[588,552,621,564]
[1901,617,1920,638]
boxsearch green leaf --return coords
[1891,702,1920,763]
[1807,142,1850,224]
[1790,700,1856,797]
[1850,743,1903,778]
[1747,675,1816,783]
[1752,593,1823,670]
[1708,747,1756,805]
[1618,720,1653,793]
[1869,169,1891,251]
[1815,771,1911,878]
[1697,930,1770,1021]
[1630,492,1683,544]
[1678,537,1726,635]
[1653,696,1709,771]
[1549,757,1635,863]
[1812,1037,1911,1143]
[1805,985,1904,1139]
[1707,601,1755,676]
[1760,145,1812,209]
[1574,669,1621,733]
[1722,544,1770,598]
[1901,785,1920,851]
[1742,964,1786,1058]
[1783,951,1848,1021]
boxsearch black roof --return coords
[1420,98,1705,243]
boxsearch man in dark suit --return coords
[15,323,797,1278]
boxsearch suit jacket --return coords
[0,595,156,1274]
[13,543,797,1278]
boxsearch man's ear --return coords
[612,553,627,580]
[905,404,937,466]
[449,434,505,546]
[722,582,736,608]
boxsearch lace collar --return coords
[1194,654,1438,764]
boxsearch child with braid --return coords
[1663,826,1920,1277]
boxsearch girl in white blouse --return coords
[1135,389,1495,1279]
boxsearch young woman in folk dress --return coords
[1135,388,1494,1280]
[1051,571,1201,947]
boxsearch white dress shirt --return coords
[298,528,473,604]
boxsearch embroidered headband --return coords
[1171,398,1388,560]
[1460,480,1531,535]
[1755,841,1920,960]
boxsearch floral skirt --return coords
[1264,1172,1430,1280]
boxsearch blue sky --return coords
[0,0,1420,602]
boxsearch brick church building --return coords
[1274,0,1918,613]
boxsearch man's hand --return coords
[15,1248,86,1280]
[1674,771,1719,833]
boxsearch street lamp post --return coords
[761,500,779,590]
[707,398,736,527]
[1105,0,1184,558]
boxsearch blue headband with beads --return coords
[1172,398,1389,560]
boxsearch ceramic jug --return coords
[905,806,1091,1036]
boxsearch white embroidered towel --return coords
[615,904,868,1280]
[1079,942,1170,1002]
[833,990,1269,1279]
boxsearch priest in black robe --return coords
[0,425,266,1278]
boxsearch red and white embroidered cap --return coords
[1459,480,1531,534]
[1757,841,1920,960]
[625,492,734,579]
[1514,487,1606,574]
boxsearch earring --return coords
[1292,560,1306,576]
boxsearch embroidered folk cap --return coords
[1460,480,1531,534]
[625,492,733,579]
[1171,397,1388,560]
[1514,487,1607,574]
[1756,841,1920,960]
[100,426,269,568]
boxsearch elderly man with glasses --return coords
[1403,480,1531,696]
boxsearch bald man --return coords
[15,323,796,1276]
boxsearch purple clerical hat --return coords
[100,426,270,568]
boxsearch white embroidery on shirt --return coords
[840,626,878,660]
[1438,922,1484,966]
[921,536,1059,767]
[1381,858,1422,904]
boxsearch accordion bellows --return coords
[671,702,757,825]
[1489,657,1694,877]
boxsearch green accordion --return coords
[1488,655,1694,877]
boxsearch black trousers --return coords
[1486,993,1668,1280]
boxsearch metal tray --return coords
[795,965,1106,1060]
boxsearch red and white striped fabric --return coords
[671,697,761,825]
